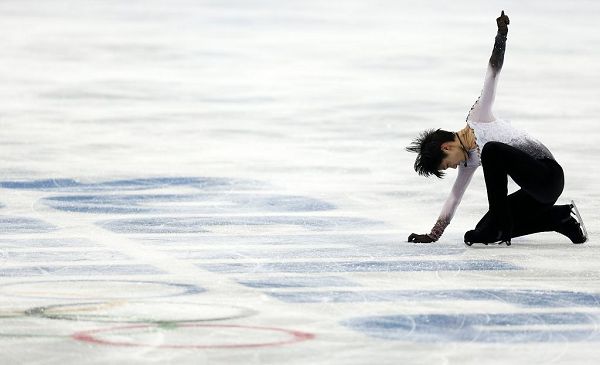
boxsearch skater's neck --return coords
[457,126,477,150]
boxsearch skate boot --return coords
[556,200,588,244]
[464,221,512,247]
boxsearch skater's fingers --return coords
[408,233,433,243]
[497,11,509,25]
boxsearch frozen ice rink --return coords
[1,0,599,364]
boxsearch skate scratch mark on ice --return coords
[0,280,204,300]
[237,276,360,288]
[0,177,264,192]
[98,216,383,234]
[0,216,56,233]
[267,289,600,305]
[199,260,520,274]
[343,312,600,343]
[0,265,165,277]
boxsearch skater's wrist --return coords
[429,218,450,241]
[425,233,437,242]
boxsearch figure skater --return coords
[406,11,587,246]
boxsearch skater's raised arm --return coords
[467,11,510,123]
[408,164,477,243]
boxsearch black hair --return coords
[406,129,455,178]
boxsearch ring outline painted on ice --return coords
[0,280,204,300]
[1,302,258,338]
[72,323,315,349]
[26,301,258,323]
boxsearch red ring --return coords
[72,323,315,349]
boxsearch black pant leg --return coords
[477,142,566,238]
[506,190,571,238]
[476,190,571,238]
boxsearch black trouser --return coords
[476,141,570,238]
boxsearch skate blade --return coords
[464,240,511,247]
[570,200,588,243]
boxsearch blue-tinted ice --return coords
[1,1,599,364]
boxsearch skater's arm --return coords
[408,165,477,243]
[467,11,509,123]
[428,165,477,240]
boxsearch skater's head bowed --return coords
[406,129,456,178]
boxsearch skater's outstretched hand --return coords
[496,10,510,35]
[407,233,435,243]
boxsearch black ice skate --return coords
[556,200,588,244]
[464,226,512,247]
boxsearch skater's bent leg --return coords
[466,142,566,243]
[480,142,564,231]
[480,142,511,228]
[481,142,564,203]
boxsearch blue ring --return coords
[0,280,205,300]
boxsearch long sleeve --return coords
[467,32,507,123]
[428,163,478,241]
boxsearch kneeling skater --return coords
[406,11,587,246]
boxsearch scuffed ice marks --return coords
[341,289,600,343]
[0,264,164,277]
[41,193,335,214]
[0,177,382,233]
[99,216,379,234]
[0,200,56,233]
[0,177,263,192]
[0,216,56,234]
[200,260,519,274]
[273,289,600,305]
[343,312,600,343]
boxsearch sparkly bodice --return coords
[467,118,554,164]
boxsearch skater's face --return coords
[439,142,464,170]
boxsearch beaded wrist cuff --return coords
[428,218,450,241]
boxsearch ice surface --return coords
[1,0,600,364]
